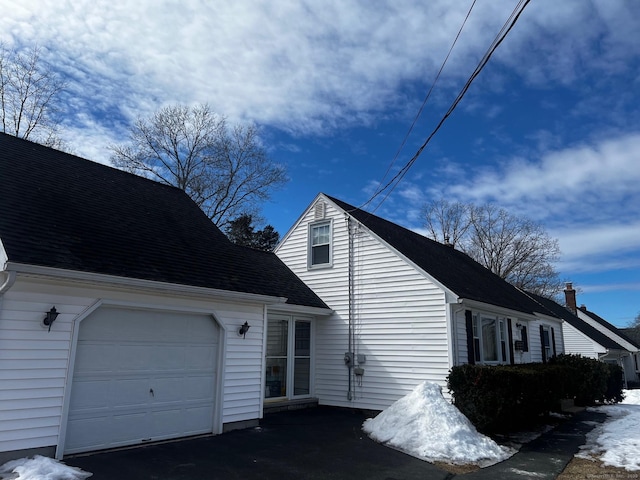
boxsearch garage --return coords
[64,307,220,455]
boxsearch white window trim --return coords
[541,325,553,361]
[472,313,510,365]
[265,314,315,402]
[307,220,333,269]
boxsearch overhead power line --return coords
[360,0,532,214]
[369,0,478,206]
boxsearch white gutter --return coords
[5,262,289,305]
[457,298,540,321]
[268,303,333,316]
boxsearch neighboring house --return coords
[0,134,331,462]
[563,284,639,385]
[529,291,637,385]
[275,193,564,411]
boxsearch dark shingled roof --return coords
[578,307,640,349]
[324,195,553,316]
[0,133,327,309]
[528,293,625,350]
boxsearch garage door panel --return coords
[112,379,152,407]
[66,308,219,455]
[118,344,156,370]
[74,344,113,373]
[151,346,187,369]
[184,406,215,431]
[69,380,111,410]
[187,346,216,368]
[185,375,216,400]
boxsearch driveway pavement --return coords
[65,406,605,480]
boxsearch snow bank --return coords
[578,389,640,471]
[0,455,92,480]
[362,381,514,466]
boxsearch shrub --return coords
[447,356,624,433]
[549,354,624,405]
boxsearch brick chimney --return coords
[564,282,577,314]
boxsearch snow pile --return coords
[577,389,640,471]
[362,381,514,466]
[0,455,92,480]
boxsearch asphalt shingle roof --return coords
[578,307,640,349]
[527,293,625,350]
[0,133,327,309]
[325,194,553,316]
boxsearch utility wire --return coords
[360,0,531,215]
[366,0,478,208]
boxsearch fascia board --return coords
[274,192,325,254]
[6,262,288,305]
[457,298,549,322]
[576,309,639,352]
[268,303,334,317]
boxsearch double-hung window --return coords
[309,221,331,268]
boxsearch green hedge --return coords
[447,355,624,433]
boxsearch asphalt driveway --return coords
[65,406,605,480]
[65,407,449,480]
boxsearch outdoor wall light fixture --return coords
[43,306,59,332]
[238,321,251,338]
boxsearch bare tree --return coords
[110,103,288,227]
[422,200,562,297]
[0,43,66,147]
[422,199,473,247]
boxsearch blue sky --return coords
[2,0,638,327]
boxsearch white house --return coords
[275,193,564,411]
[0,134,331,462]
[562,284,639,385]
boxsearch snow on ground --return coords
[362,381,515,466]
[577,389,640,471]
[0,455,92,480]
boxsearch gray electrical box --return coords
[344,352,354,365]
[357,354,366,364]
[354,367,364,376]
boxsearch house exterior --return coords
[563,284,639,385]
[275,193,564,411]
[0,134,331,462]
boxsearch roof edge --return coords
[5,262,288,305]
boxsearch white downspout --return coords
[0,269,17,310]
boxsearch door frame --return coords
[264,313,315,403]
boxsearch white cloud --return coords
[2,0,637,148]
[442,133,640,221]
[581,282,640,294]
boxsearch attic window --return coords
[309,221,331,268]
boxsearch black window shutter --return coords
[465,310,475,365]
[540,325,546,363]
[522,326,529,352]
[507,319,515,365]
[551,327,557,357]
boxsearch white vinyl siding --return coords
[0,277,267,458]
[561,323,606,359]
[277,198,450,410]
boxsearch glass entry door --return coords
[265,315,311,400]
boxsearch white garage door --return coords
[65,307,219,454]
